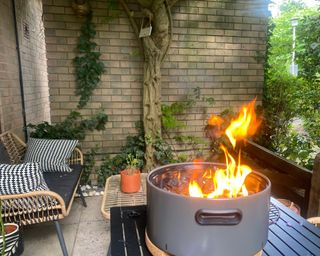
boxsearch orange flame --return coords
[225,99,260,148]
[189,180,203,198]
[208,115,224,126]
[189,99,259,198]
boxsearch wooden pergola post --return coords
[308,153,320,217]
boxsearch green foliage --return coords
[97,155,119,186]
[161,87,215,161]
[266,1,317,75]
[275,126,319,169]
[27,111,108,140]
[26,11,107,185]
[104,0,121,23]
[126,153,140,170]
[97,125,145,186]
[174,134,206,159]
[82,148,98,184]
[260,73,300,149]
[97,123,175,185]
[296,14,320,80]
[261,1,320,169]
[161,102,193,129]
[153,134,175,165]
[161,87,215,131]
[74,13,105,108]
[97,87,215,185]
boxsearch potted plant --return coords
[0,201,21,256]
[120,154,141,193]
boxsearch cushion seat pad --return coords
[43,164,82,209]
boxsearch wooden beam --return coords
[242,140,314,217]
[244,141,312,181]
[308,153,320,217]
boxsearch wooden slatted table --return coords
[108,198,320,256]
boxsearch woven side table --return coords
[101,173,148,219]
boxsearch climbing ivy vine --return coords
[74,12,105,108]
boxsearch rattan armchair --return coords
[0,131,86,256]
[307,217,320,227]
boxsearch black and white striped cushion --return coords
[0,163,49,195]
[24,138,78,172]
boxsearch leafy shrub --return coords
[260,2,320,169]
[27,111,108,140]
[97,125,145,186]
[275,125,319,170]
[82,148,98,185]
[153,135,175,165]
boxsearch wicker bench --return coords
[0,131,87,256]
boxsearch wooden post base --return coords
[145,230,262,256]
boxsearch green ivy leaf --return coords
[74,13,105,108]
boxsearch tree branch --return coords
[141,8,153,21]
[167,0,179,8]
[161,0,173,63]
[117,0,144,53]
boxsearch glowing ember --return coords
[189,99,260,198]
[208,115,224,127]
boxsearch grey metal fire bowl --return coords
[146,162,271,256]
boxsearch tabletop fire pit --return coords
[146,99,271,256]
[146,162,271,256]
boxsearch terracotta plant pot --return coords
[0,223,20,255]
[120,169,141,193]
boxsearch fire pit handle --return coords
[195,209,242,226]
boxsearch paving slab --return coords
[61,199,83,225]
[23,223,78,256]
[80,196,105,222]
[72,220,110,256]
[21,196,110,256]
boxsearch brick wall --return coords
[0,0,24,135]
[43,0,269,157]
[0,0,50,137]
[15,0,51,126]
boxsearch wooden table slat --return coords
[110,207,126,256]
[122,209,144,256]
[128,206,151,256]
[269,223,311,255]
[262,241,284,256]
[275,218,320,255]
[111,206,152,256]
[272,198,320,236]
[267,230,299,256]
[275,208,320,246]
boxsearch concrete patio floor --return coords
[22,196,110,256]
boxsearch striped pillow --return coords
[24,138,78,172]
[0,162,49,195]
